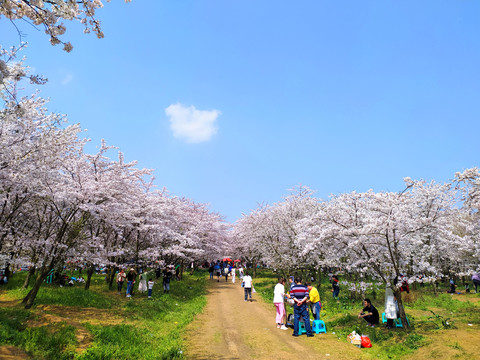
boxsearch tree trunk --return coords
[107,266,116,290]
[22,268,50,309]
[394,288,410,330]
[22,266,36,289]
[316,268,322,290]
[84,264,95,291]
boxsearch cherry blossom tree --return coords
[233,186,321,278]
[1,0,132,52]
[0,64,84,275]
[455,168,480,270]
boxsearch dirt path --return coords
[184,278,367,360]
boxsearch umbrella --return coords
[234,259,241,262]
[222,257,232,262]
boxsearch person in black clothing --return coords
[358,298,379,327]
[208,263,214,280]
[163,267,172,293]
[331,275,340,299]
[126,268,137,297]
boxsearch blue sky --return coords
[2,0,479,222]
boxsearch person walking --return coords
[243,271,253,302]
[290,276,314,337]
[208,263,214,280]
[274,277,288,330]
[224,266,229,282]
[214,262,221,282]
[147,278,155,298]
[116,269,126,294]
[232,267,236,283]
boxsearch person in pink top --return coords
[274,277,288,330]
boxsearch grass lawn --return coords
[0,270,208,360]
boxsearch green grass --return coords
[412,293,475,312]
[0,307,77,360]
[77,324,176,360]
[0,270,208,359]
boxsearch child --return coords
[332,275,340,299]
[148,278,154,298]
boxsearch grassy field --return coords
[0,270,208,360]
[252,270,480,360]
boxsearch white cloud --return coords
[165,103,220,143]
[61,73,73,85]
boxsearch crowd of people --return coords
[209,265,480,337]
[115,264,179,299]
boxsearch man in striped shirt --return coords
[290,276,314,337]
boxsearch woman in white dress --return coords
[138,273,147,293]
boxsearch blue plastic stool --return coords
[312,320,326,334]
[298,321,307,335]
[395,316,410,328]
[382,312,387,323]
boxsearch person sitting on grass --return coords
[358,298,379,327]
[448,278,456,293]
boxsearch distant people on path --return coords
[214,262,221,282]
[274,277,288,330]
[208,263,214,280]
[332,275,340,299]
[224,266,229,282]
[472,272,480,293]
[138,273,147,293]
[126,268,137,298]
[307,283,321,321]
[243,271,253,302]
[116,269,126,294]
[239,266,244,280]
[290,276,314,337]
[163,267,172,294]
[148,278,155,298]
[358,298,379,327]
